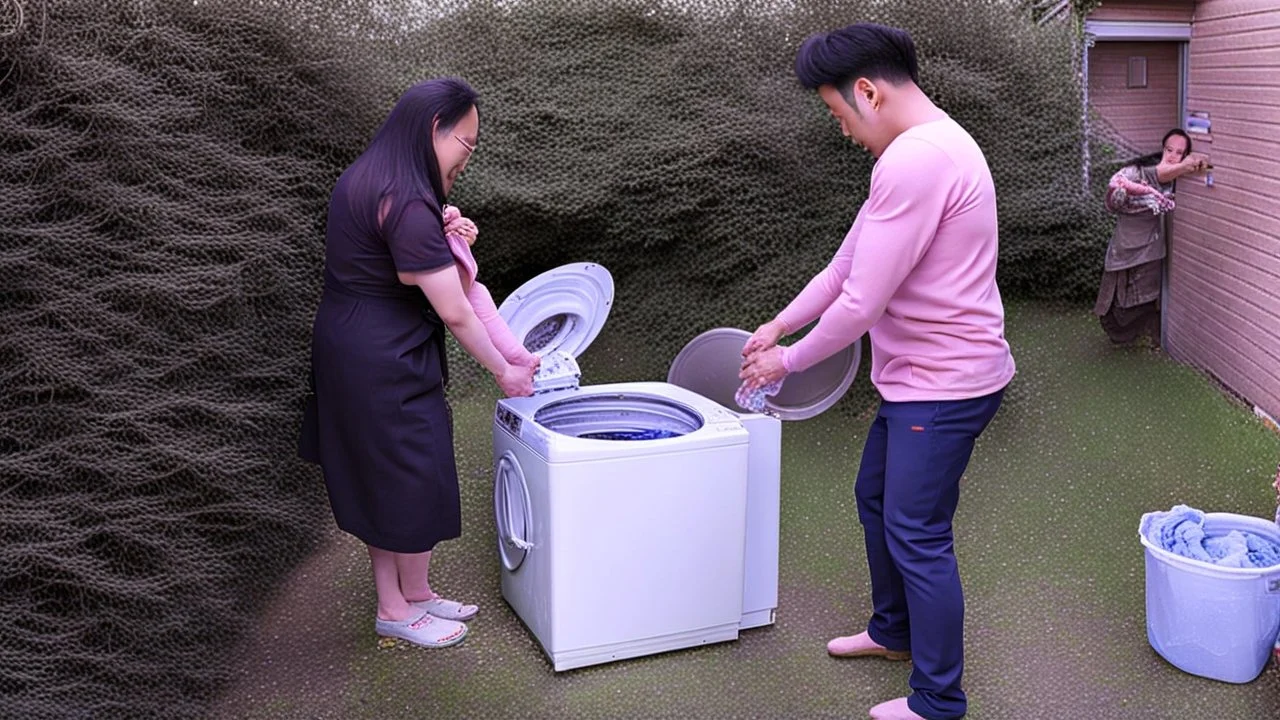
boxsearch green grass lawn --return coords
[215,301,1280,720]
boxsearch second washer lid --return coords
[497,262,614,358]
[666,327,861,421]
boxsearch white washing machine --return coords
[492,263,859,672]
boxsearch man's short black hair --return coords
[794,23,920,92]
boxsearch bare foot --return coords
[376,599,417,622]
[868,697,926,720]
[827,631,911,661]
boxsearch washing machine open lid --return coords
[497,262,614,358]
[667,327,860,421]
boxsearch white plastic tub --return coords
[1139,512,1280,684]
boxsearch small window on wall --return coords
[1128,56,1148,88]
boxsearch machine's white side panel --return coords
[738,414,781,629]
[495,427,557,656]
[552,624,740,672]
[546,445,749,653]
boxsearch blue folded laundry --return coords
[579,428,683,441]
[1141,505,1280,569]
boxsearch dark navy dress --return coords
[299,172,459,553]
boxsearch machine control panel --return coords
[495,405,523,437]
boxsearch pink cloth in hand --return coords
[442,205,536,367]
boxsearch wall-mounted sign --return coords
[1186,111,1210,136]
[1184,112,1213,187]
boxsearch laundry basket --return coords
[1139,512,1280,684]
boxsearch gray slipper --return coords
[412,596,479,622]
[375,610,468,648]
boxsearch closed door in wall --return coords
[1089,40,1182,155]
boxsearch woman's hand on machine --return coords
[497,362,536,398]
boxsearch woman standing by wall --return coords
[1095,128,1209,345]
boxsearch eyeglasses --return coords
[454,135,476,155]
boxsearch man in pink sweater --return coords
[740,23,1015,720]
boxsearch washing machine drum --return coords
[533,392,703,441]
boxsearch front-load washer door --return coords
[494,452,534,571]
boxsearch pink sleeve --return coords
[442,205,529,362]
[469,280,535,365]
[780,139,954,373]
[776,209,864,332]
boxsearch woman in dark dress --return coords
[299,78,537,648]
[1094,128,1209,345]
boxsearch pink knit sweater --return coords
[777,118,1015,402]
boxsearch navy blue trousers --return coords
[855,389,1005,720]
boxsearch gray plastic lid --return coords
[666,328,860,421]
